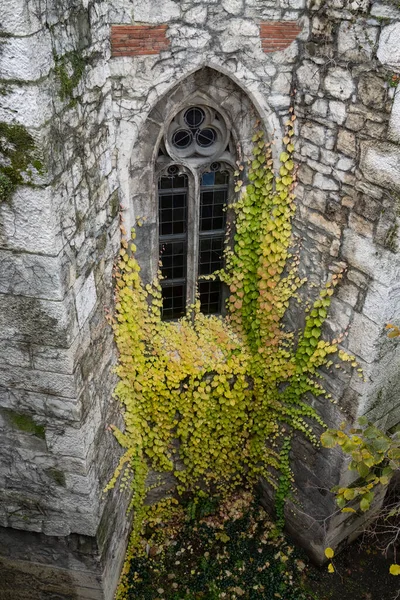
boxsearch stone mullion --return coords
[186,171,200,309]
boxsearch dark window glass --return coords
[159,173,188,320]
[201,170,229,187]
[159,192,187,236]
[200,189,227,232]
[172,129,192,149]
[158,167,229,319]
[159,240,186,280]
[201,172,215,186]
[199,237,224,276]
[198,168,229,316]
[197,128,216,148]
[161,284,186,320]
[159,173,188,190]
[184,107,205,129]
[215,170,229,185]
[199,281,221,315]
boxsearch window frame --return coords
[155,103,237,319]
[157,162,235,318]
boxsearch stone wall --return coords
[0,1,130,598]
[0,0,399,597]
[284,0,400,557]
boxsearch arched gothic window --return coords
[156,105,235,319]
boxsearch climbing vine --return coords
[107,114,354,573]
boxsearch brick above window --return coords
[111,25,170,57]
[260,21,302,53]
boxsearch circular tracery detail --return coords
[196,128,215,148]
[166,105,229,162]
[172,129,193,149]
[184,107,205,129]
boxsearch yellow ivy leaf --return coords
[325,547,334,559]
[390,564,400,575]
[328,563,335,573]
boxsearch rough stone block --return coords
[345,113,365,131]
[360,141,400,194]
[336,156,354,171]
[313,173,339,191]
[298,164,314,185]
[324,67,355,100]
[388,91,400,144]
[221,0,243,15]
[0,0,42,35]
[301,189,327,212]
[337,129,356,157]
[0,251,65,301]
[0,31,53,81]
[0,84,52,129]
[347,313,382,363]
[325,297,352,332]
[75,272,98,329]
[300,205,341,237]
[342,229,400,286]
[0,293,78,347]
[329,100,346,125]
[300,121,326,146]
[0,366,80,399]
[45,398,102,463]
[363,280,400,325]
[300,141,320,160]
[377,22,400,71]
[358,73,387,110]
[132,0,180,22]
[348,213,373,238]
[32,328,91,375]
[371,3,400,18]
[296,60,320,93]
[0,187,61,256]
[337,283,359,308]
[0,341,30,370]
[338,21,378,62]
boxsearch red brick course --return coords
[260,21,302,53]
[111,21,301,58]
[111,25,170,57]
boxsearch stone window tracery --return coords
[157,104,234,319]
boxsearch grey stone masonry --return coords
[0,0,399,596]
[0,0,128,598]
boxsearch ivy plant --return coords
[107,114,355,573]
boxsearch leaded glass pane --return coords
[159,240,186,280]
[200,189,226,232]
[199,237,224,276]
[161,284,186,320]
[199,281,221,315]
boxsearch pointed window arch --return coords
[157,105,235,319]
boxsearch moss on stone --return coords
[97,232,107,252]
[3,409,46,439]
[45,468,66,487]
[109,191,120,219]
[54,51,87,106]
[0,121,44,203]
[385,223,398,253]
